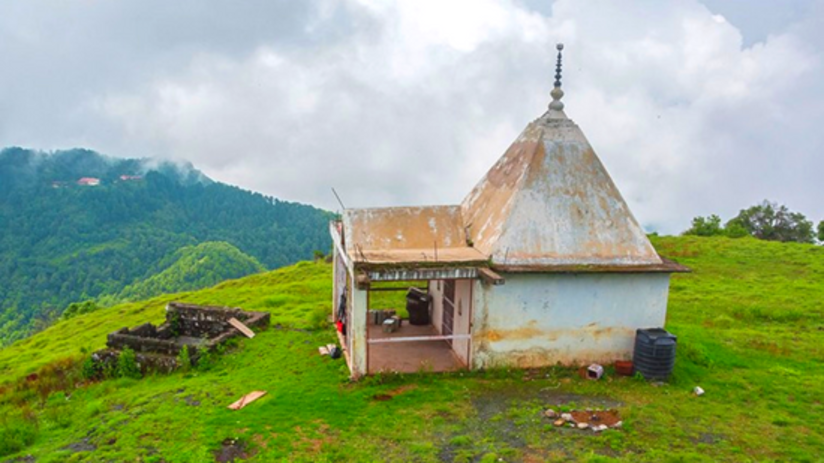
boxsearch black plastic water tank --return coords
[633,328,677,381]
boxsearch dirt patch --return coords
[372,384,418,401]
[61,438,97,453]
[692,432,724,445]
[252,434,268,450]
[569,410,621,427]
[290,423,335,456]
[214,438,253,463]
[2,456,36,463]
[387,384,418,396]
[438,387,623,462]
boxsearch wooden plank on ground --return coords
[228,317,255,338]
[228,391,267,410]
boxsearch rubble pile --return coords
[544,408,622,433]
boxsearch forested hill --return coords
[107,241,266,305]
[0,148,332,344]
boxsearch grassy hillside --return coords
[0,236,822,462]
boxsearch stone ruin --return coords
[92,302,270,373]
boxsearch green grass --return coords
[0,236,822,461]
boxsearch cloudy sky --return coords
[1,0,822,233]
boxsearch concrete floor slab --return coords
[367,323,463,374]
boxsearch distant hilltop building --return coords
[77,177,101,186]
[329,44,688,379]
[119,175,142,181]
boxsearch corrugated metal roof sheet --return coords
[342,206,485,266]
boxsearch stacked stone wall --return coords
[96,302,270,374]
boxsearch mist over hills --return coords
[0,147,332,344]
[0,147,210,191]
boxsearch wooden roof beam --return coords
[478,267,505,286]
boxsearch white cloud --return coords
[3,0,823,233]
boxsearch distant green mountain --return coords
[110,242,265,303]
[0,147,332,344]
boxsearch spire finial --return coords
[549,43,565,111]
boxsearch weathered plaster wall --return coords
[471,273,670,369]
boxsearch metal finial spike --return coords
[554,43,564,88]
[549,43,565,111]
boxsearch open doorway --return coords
[366,279,472,374]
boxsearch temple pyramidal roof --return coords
[342,45,686,273]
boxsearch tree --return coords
[726,200,814,244]
[683,215,724,236]
[818,220,824,243]
[683,214,747,238]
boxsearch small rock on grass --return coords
[560,413,574,422]
[553,419,566,427]
[612,421,622,429]
[577,422,589,429]
[544,409,558,418]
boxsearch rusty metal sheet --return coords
[343,205,467,253]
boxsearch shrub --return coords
[117,348,142,379]
[102,360,117,380]
[177,346,192,373]
[81,356,99,380]
[307,305,328,330]
[43,403,73,429]
[196,345,217,372]
[0,411,39,457]
[169,311,182,337]
[61,300,102,320]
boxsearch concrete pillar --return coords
[349,277,368,378]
